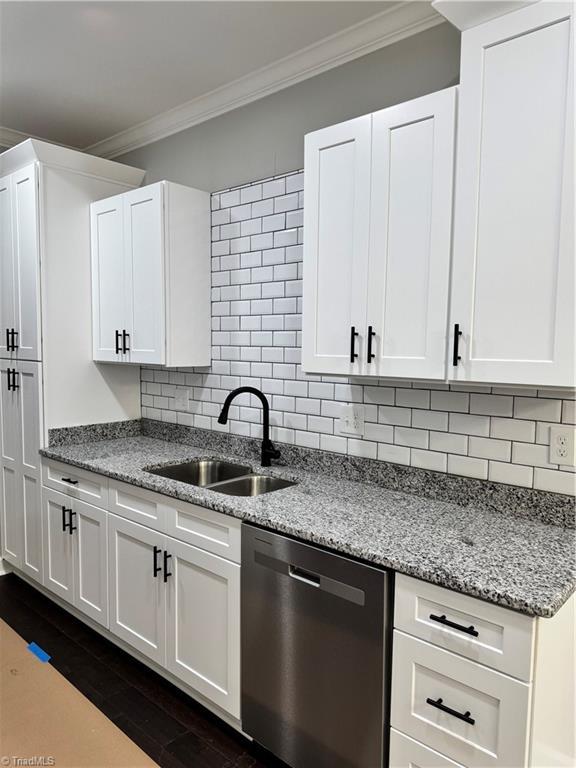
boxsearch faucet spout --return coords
[217,387,280,467]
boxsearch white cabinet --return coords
[42,487,108,627]
[91,181,210,367]
[302,115,372,375]
[165,536,240,718]
[392,574,576,768]
[449,2,574,386]
[107,512,240,717]
[0,164,41,361]
[368,89,456,379]
[107,513,166,664]
[303,89,456,379]
[0,359,42,582]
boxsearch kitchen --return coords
[0,2,574,767]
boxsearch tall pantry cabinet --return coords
[0,139,144,579]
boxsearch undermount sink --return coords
[147,459,251,487]
[146,460,297,496]
[211,475,296,496]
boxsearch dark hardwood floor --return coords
[0,573,287,768]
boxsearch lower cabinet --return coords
[108,513,241,718]
[0,360,43,583]
[42,487,108,627]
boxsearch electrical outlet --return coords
[549,426,576,466]
[174,388,190,411]
[339,404,365,437]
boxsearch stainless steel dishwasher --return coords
[241,523,393,768]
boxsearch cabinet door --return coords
[302,116,371,374]
[0,360,22,567]
[108,514,166,665]
[450,3,574,386]
[123,184,165,364]
[367,89,456,379]
[42,487,75,604]
[165,536,240,717]
[91,194,128,362]
[18,362,43,582]
[0,174,16,357]
[74,499,108,627]
[11,165,40,361]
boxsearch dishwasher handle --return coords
[289,565,320,588]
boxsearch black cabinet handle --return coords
[453,323,463,366]
[68,510,77,534]
[5,329,17,352]
[115,330,122,354]
[350,326,359,363]
[122,330,130,354]
[429,613,479,637]
[61,477,79,486]
[367,325,376,363]
[163,551,172,583]
[153,546,162,578]
[426,697,475,725]
[6,369,18,391]
[61,505,73,533]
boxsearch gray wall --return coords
[115,22,460,192]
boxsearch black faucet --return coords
[217,386,281,467]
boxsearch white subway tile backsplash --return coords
[514,397,562,422]
[533,468,576,495]
[141,170,574,496]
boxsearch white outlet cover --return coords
[549,426,576,466]
[339,404,365,437]
[174,388,190,411]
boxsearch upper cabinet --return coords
[303,89,456,379]
[91,181,210,367]
[0,164,41,361]
[449,2,574,387]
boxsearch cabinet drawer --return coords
[108,480,166,532]
[391,631,530,768]
[390,730,465,768]
[42,459,108,508]
[394,574,535,681]
[164,498,241,563]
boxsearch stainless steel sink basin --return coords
[211,474,296,496]
[147,459,251,487]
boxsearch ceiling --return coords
[0,1,414,150]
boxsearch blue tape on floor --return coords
[27,642,51,663]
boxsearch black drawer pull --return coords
[115,330,122,354]
[429,613,479,637]
[163,551,173,583]
[153,546,162,578]
[61,477,79,485]
[350,326,359,363]
[452,323,462,366]
[122,330,130,354]
[426,697,475,726]
[367,325,376,363]
[10,329,18,350]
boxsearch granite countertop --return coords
[40,435,576,618]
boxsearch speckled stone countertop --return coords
[40,435,576,618]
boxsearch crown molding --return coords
[86,2,445,159]
[0,125,34,149]
[431,0,537,30]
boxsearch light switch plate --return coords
[174,388,190,411]
[339,404,365,437]
[549,426,576,466]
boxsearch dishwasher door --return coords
[241,523,392,768]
